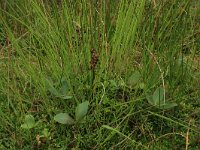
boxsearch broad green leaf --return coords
[159,103,177,109]
[49,86,61,97]
[127,71,141,86]
[60,95,73,100]
[146,94,155,106]
[21,115,36,129]
[45,78,72,99]
[54,113,75,125]
[60,80,69,95]
[45,78,61,96]
[75,101,89,122]
[153,87,164,105]
[147,93,177,110]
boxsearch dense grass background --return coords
[0,0,199,149]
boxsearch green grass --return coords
[0,0,200,149]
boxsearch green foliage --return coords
[21,115,36,129]
[54,113,75,125]
[46,77,73,99]
[75,101,89,122]
[0,0,199,149]
[147,87,177,109]
[127,71,141,87]
[54,101,89,125]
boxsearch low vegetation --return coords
[0,0,199,149]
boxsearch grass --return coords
[0,0,200,149]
